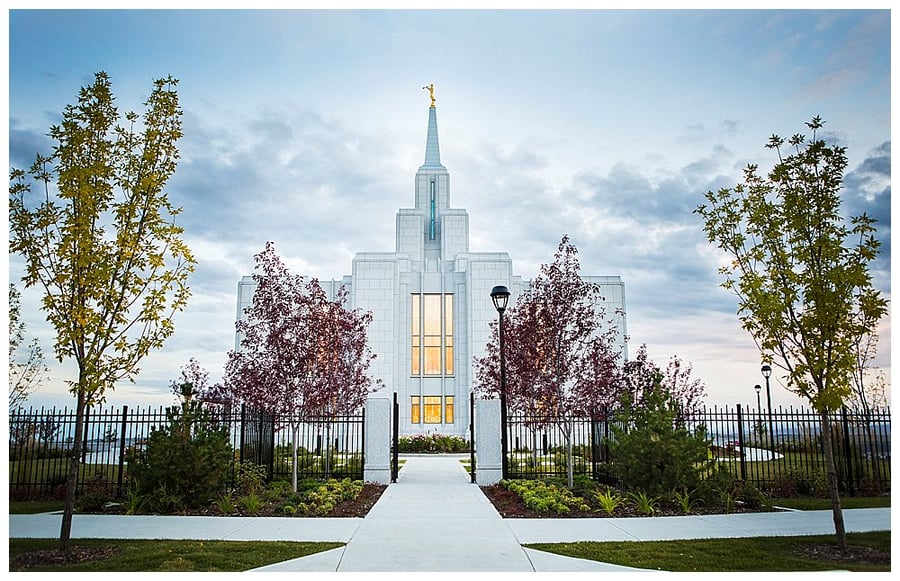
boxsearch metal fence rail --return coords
[8,403,365,500]
[504,405,891,496]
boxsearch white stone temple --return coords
[237,89,627,437]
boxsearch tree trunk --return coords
[59,387,87,552]
[819,409,847,550]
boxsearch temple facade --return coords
[236,91,627,437]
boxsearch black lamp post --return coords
[761,364,775,460]
[753,384,763,441]
[491,285,510,480]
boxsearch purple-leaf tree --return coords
[223,242,380,489]
[475,235,624,487]
[621,344,707,420]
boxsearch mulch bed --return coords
[10,545,122,570]
[96,483,387,518]
[480,483,770,519]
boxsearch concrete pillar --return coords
[364,398,392,484]
[475,398,502,485]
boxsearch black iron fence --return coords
[504,405,891,496]
[8,403,365,500]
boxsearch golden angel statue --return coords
[423,84,435,107]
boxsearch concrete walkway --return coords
[8,454,892,572]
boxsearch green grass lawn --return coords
[9,538,343,572]
[527,531,890,572]
[771,496,890,510]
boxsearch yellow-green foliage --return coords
[502,479,590,514]
[297,478,364,516]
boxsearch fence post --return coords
[840,407,855,496]
[117,405,129,497]
[363,397,392,484]
[391,392,399,483]
[239,404,246,463]
[469,392,476,484]
[474,398,502,485]
[737,404,747,482]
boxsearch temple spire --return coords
[420,84,445,170]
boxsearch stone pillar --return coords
[475,398,502,485]
[364,398,392,484]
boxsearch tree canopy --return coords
[695,116,888,550]
[222,241,380,419]
[8,71,194,550]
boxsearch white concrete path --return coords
[9,454,891,572]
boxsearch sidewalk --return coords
[8,454,892,572]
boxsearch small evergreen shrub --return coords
[607,383,715,495]
[128,381,233,511]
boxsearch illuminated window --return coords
[411,396,420,424]
[410,395,455,425]
[424,396,442,424]
[445,396,454,424]
[411,293,454,376]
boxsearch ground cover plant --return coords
[526,531,890,572]
[97,476,385,518]
[9,539,343,572]
[483,476,774,518]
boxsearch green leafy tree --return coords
[8,72,195,551]
[608,380,714,496]
[8,283,48,409]
[695,117,888,549]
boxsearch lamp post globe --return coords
[490,285,511,479]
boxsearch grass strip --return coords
[9,538,343,572]
[526,531,890,572]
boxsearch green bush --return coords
[501,479,591,515]
[398,433,469,453]
[236,461,268,496]
[607,384,715,496]
[74,474,115,512]
[296,478,364,516]
[127,383,233,511]
[768,469,828,498]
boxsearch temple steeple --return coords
[420,84,445,171]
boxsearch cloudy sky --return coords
[6,6,892,411]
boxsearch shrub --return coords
[398,433,469,453]
[236,461,268,496]
[296,478,364,516]
[607,383,715,495]
[768,469,828,498]
[75,475,115,512]
[502,479,590,515]
[128,383,233,510]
